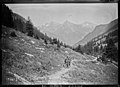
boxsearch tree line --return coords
[73,33,118,64]
[2,4,71,49]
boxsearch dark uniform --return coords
[64,56,71,68]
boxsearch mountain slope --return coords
[39,20,96,46]
[1,25,67,84]
[73,19,118,47]
[1,25,118,84]
[12,12,52,42]
[12,13,26,23]
[12,13,27,33]
[2,4,118,85]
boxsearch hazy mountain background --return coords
[6,4,118,46]
[2,4,118,85]
[73,18,118,48]
[38,20,96,46]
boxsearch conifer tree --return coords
[52,38,57,44]
[26,16,34,37]
[57,39,60,48]
[102,37,118,62]
[60,41,63,46]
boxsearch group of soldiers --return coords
[63,56,71,68]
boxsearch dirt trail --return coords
[47,68,70,84]
[47,59,77,84]
[47,55,106,84]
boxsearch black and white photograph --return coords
[1,0,118,85]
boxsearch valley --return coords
[1,26,118,85]
[1,3,118,85]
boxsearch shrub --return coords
[10,31,17,37]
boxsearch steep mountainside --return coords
[1,4,118,85]
[12,13,27,33]
[73,19,118,47]
[12,13,26,23]
[2,4,14,28]
[39,20,96,46]
[12,12,51,42]
[1,25,118,84]
[1,25,66,84]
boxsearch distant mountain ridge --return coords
[38,20,96,46]
[73,19,118,48]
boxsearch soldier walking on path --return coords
[64,55,71,68]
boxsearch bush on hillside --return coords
[10,31,17,37]
[44,39,48,45]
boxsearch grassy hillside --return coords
[1,4,118,85]
[1,25,118,85]
[1,25,67,84]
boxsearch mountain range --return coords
[38,20,96,46]
[2,4,118,85]
[73,18,118,48]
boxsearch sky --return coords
[6,3,118,27]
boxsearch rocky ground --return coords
[1,26,118,85]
